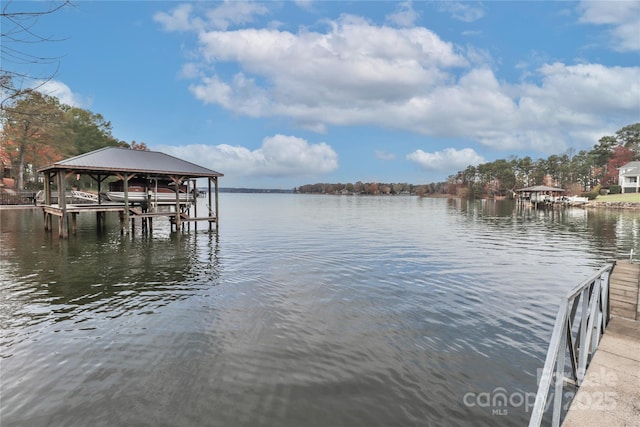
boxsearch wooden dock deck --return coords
[562,261,640,426]
[43,203,217,236]
[609,261,640,320]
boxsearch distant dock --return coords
[515,185,589,209]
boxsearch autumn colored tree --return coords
[603,145,634,185]
[1,90,70,189]
[128,140,149,151]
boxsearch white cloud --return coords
[386,1,419,28]
[189,14,468,122]
[36,80,84,107]
[407,148,485,171]
[204,1,269,31]
[180,62,204,79]
[578,1,640,52]
[154,4,202,32]
[375,150,396,161]
[293,1,315,12]
[156,135,338,178]
[438,2,485,23]
[154,1,269,32]
[525,63,639,115]
[163,5,639,155]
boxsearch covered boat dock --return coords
[516,185,565,208]
[37,147,223,238]
[514,185,588,209]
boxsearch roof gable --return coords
[38,147,223,178]
[619,161,640,176]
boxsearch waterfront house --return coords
[618,161,640,193]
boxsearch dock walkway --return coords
[562,262,640,426]
[609,261,640,320]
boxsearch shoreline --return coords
[2,199,640,210]
[0,205,40,210]
[584,201,640,209]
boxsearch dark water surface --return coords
[1,195,638,426]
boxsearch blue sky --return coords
[6,1,640,188]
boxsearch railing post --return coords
[577,287,590,385]
[600,271,610,329]
[551,313,568,427]
[528,263,615,427]
[528,303,568,426]
[587,279,602,356]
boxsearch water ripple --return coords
[1,196,636,426]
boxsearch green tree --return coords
[63,106,123,154]
[570,150,593,190]
[589,136,617,184]
[515,156,534,188]
[491,159,516,193]
[615,123,640,159]
[461,165,477,186]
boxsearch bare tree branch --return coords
[0,0,72,108]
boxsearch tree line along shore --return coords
[296,123,639,200]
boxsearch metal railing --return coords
[70,190,99,202]
[0,190,37,205]
[528,263,615,427]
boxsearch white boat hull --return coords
[106,191,193,204]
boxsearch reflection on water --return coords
[1,196,638,427]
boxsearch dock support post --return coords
[43,174,51,231]
[96,211,105,230]
[192,179,197,231]
[215,176,219,230]
[174,178,182,232]
[123,173,130,235]
[71,213,77,235]
[208,178,213,232]
[57,171,68,238]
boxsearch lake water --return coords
[1,194,638,426]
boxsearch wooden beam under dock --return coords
[41,203,218,237]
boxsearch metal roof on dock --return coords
[38,147,223,178]
[515,185,564,192]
